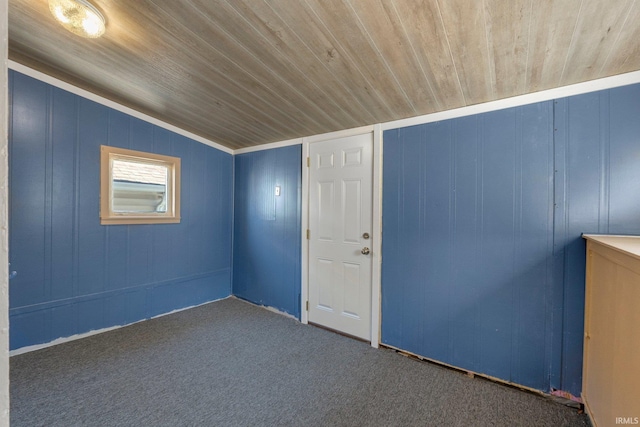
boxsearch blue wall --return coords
[382,83,640,395]
[233,146,302,318]
[553,85,640,394]
[8,71,233,350]
[10,67,640,397]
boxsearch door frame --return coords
[301,124,383,348]
[1,0,10,419]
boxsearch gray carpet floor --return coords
[11,297,590,426]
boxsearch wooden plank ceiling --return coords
[9,0,640,150]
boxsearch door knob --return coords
[361,247,370,255]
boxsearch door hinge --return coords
[306,156,310,167]
[306,229,310,239]
[306,300,309,311]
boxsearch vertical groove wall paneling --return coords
[383,83,640,396]
[8,71,233,350]
[382,102,555,392]
[9,67,640,398]
[608,85,640,233]
[553,83,640,395]
[9,71,50,345]
[233,145,302,318]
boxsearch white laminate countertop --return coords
[583,234,640,260]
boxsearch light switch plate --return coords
[275,186,281,196]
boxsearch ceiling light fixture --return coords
[48,0,106,38]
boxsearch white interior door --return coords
[308,133,373,340]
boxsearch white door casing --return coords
[308,132,373,340]
[1,0,10,420]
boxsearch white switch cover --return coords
[275,186,281,196]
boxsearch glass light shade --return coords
[48,0,106,38]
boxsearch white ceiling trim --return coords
[380,70,640,131]
[8,61,234,155]
[235,69,640,154]
[234,137,303,155]
[10,60,640,156]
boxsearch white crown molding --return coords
[8,61,234,155]
[380,70,640,131]
[243,70,640,153]
[10,60,640,155]
[234,137,303,155]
